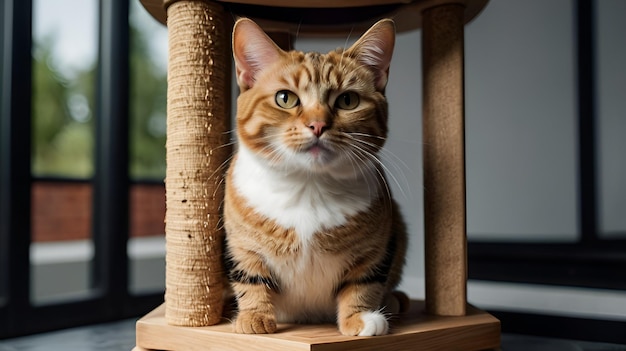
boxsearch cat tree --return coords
[134,0,500,350]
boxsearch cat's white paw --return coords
[358,311,389,336]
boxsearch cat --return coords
[223,17,408,337]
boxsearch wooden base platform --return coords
[134,300,500,351]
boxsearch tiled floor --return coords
[0,319,136,351]
[0,319,625,351]
[501,335,626,351]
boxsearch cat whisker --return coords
[216,204,226,231]
[339,26,355,71]
[338,144,377,199]
[344,132,386,140]
[344,132,413,185]
[227,10,239,25]
[211,140,237,152]
[258,143,288,169]
[208,152,235,182]
[342,133,413,201]
[343,139,407,204]
[221,129,237,138]
[294,20,302,51]
[348,135,409,172]
[212,172,227,199]
[351,148,393,203]
[333,138,392,203]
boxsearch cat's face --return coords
[232,19,395,178]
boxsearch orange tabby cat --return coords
[224,18,408,337]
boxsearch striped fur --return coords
[224,18,407,336]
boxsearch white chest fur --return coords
[231,145,376,242]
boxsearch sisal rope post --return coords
[164,0,231,326]
[421,3,467,317]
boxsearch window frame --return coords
[0,0,162,338]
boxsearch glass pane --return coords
[597,0,626,238]
[128,1,167,295]
[31,0,97,178]
[128,183,165,294]
[465,0,578,242]
[129,1,167,180]
[30,0,98,303]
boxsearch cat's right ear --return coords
[232,18,283,90]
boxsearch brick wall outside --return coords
[31,181,165,242]
[129,183,166,237]
[32,182,92,242]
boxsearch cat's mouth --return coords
[307,144,324,157]
[302,140,334,162]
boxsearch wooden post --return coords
[164,0,231,326]
[422,2,467,317]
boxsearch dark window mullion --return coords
[0,0,33,338]
[576,0,598,244]
[92,0,130,315]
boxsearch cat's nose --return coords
[308,121,328,137]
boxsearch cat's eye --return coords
[334,92,360,110]
[275,90,300,109]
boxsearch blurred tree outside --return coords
[129,23,167,180]
[32,32,95,178]
[31,8,167,180]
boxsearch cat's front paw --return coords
[339,311,389,336]
[234,311,277,334]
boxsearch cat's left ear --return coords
[348,19,395,91]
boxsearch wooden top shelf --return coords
[139,0,488,34]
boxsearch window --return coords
[465,0,626,343]
[30,0,98,304]
[1,0,163,337]
[127,0,167,296]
